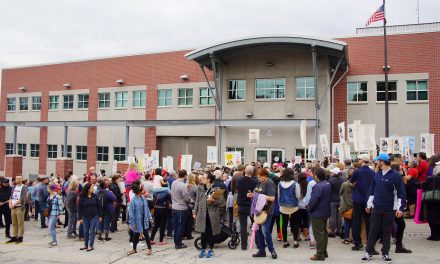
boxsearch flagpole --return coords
[383,0,389,137]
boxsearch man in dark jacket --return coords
[0,178,12,238]
[38,176,50,228]
[236,165,258,250]
[328,168,343,237]
[109,175,122,232]
[308,167,332,261]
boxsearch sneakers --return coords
[199,249,206,258]
[206,249,214,258]
[16,237,23,243]
[48,242,57,248]
[352,244,364,251]
[6,237,17,243]
[361,253,373,262]
[395,246,412,253]
[382,254,392,263]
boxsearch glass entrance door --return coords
[270,149,284,163]
[256,148,269,163]
[255,148,284,163]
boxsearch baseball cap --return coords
[374,153,390,162]
[1,178,10,183]
[263,162,271,168]
[359,154,370,162]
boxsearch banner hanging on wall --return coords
[249,129,260,144]
[300,120,307,148]
[207,146,218,164]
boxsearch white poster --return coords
[308,144,317,161]
[344,144,352,160]
[338,122,346,144]
[249,129,260,144]
[224,152,236,168]
[294,156,302,165]
[420,133,435,157]
[234,151,242,165]
[300,120,307,148]
[332,143,344,161]
[358,124,376,154]
[180,155,192,172]
[193,162,202,170]
[151,150,160,169]
[112,160,118,174]
[380,137,389,153]
[348,124,355,143]
[397,137,405,155]
[142,154,149,172]
[207,146,218,164]
[162,157,170,171]
[319,134,330,157]
[167,156,174,172]
[430,134,435,157]
[127,156,136,164]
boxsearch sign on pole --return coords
[338,122,346,144]
[207,146,218,164]
[308,144,317,161]
[319,134,330,157]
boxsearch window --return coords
[7,98,16,111]
[98,93,110,108]
[17,143,27,157]
[49,96,59,110]
[30,144,40,157]
[76,146,87,161]
[115,92,128,108]
[133,91,146,107]
[63,95,74,109]
[296,77,315,99]
[47,145,57,159]
[158,89,172,107]
[377,81,397,101]
[97,146,109,162]
[226,147,245,164]
[114,147,126,161]
[347,82,368,102]
[19,97,28,110]
[31,96,41,110]
[77,94,89,109]
[407,80,428,101]
[228,80,246,100]
[199,88,215,106]
[255,78,285,99]
[178,88,193,106]
[61,145,72,158]
[5,143,13,155]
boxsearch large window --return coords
[61,145,72,158]
[226,147,245,164]
[97,146,109,162]
[5,143,13,155]
[296,77,315,99]
[18,143,27,157]
[49,95,59,110]
[30,144,40,158]
[78,94,89,109]
[178,88,193,106]
[407,80,428,101]
[19,97,28,111]
[98,92,110,108]
[47,145,57,159]
[114,147,126,161]
[76,146,87,161]
[199,88,215,106]
[31,96,41,110]
[228,80,246,100]
[377,81,397,101]
[347,82,368,102]
[255,78,285,99]
[7,98,16,111]
[133,91,146,107]
[63,95,74,109]
[115,92,128,108]
[158,89,172,107]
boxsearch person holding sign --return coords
[194,171,221,258]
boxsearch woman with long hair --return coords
[297,172,310,241]
[66,180,79,238]
[78,183,101,251]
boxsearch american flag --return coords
[365,5,385,27]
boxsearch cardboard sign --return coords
[344,144,351,160]
[308,144,317,161]
[128,156,136,164]
[151,150,160,169]
[294,156,302,165]
[112,160,118,174]
[235,151,242,164]
[249,129,260,144]
[180,155,192,172]
[207,146,218,164]
[193,162,202,170]
[332,143,344,160]
[338,122,346,144]
[300,120,307,148]
[225,152,235,168]
[319,134,330,157]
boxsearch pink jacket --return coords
[125,169,140,186]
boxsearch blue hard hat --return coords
[374,153,390,162]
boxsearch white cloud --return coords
[0,0,438,68]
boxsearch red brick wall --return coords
[55,158,73,178]
[335,31,440,151]
[5,155,23,178]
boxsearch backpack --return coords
[97,190,109,215]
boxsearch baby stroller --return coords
[194,222,240,250]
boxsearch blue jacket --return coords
[307,180,332,219]
[367,169,406,211]
[129,196,151,233]
[278,181,299,207]
[350,166,375,204]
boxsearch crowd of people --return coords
[0,151,439,263]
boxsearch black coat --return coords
[421,175,440,224]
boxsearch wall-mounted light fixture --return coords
[266,61,274,67]
[286,112,294,117]
[180,74,189,80]
[245,112,253,118]
[63,83,71,89]
[116,79,125,85]
[18,86,27,92]
[382,65,391,70]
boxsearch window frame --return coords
[47,144,58,159]
[228,80,246,101]
[31,96,41,111]
[76,145,87,161]
[30,144,40,158]
[63,95,74,110]
[19,97,29,111]
[77,94,89,109]
[49,95,59,110]
[61,145,72,158]
[376,81,398,102]
[295,77,315,100]
[177,88,193,107]
[406,80,428,102]
[98,92,111,109]
[5,143,13,155]
[132,90,146,108]
[255,78,286,100]
[17,143,27,157]
[113,147,126,161]
[347,82,368,103]
[115,91,128,108]
[158,89,172,107]
[199,87,215,106]
[7,98,16,112]
[97,146,109,162]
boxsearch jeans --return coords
[97,213,111,234]
[39,202,47,227]
[34,201,40,220]
[172,209,187,247]
[343,217,352,240]
[366,209,395,255]
[0,205,11,236]
[256,214,275,253]
[352,202,370,246]
[330,202,341,234]
[48,215,58,243]
[132,227,152,250]
[151,208,169,242]
[311,217,329,259]
[83,215,98,248]
[239,210,252,249]
[66,208,77,236]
